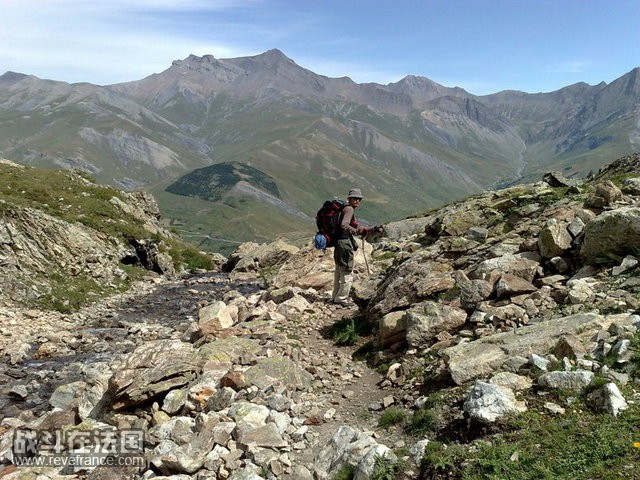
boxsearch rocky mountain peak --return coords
[0,71,28,86]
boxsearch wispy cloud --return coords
[546,60,591,74]
[0,0,264,84]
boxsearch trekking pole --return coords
[362,236,371,276]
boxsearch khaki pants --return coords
[332,238,355,302]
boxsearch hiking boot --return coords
[332,299,355,307]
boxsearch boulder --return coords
[405,301,468,348]
[109,340,199,410]
[367,257,454,318]
[581,207,640,264]
[443,313,635,385]
[538,219,572,258]
[538,370,594,393]
[587,382,628,416]
[198,301,237,335]
[471,254,540,283]
[463,381,527,423]
[244,357,314,390]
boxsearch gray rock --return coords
[207,386,237,412]
[443,313,636,385]
[587,382,628,416]
[109,340,199,410]
[162,389,187,415]
[236,422,288,449]
[472,254,540,283]
[405,301,467,349]
[244,357,313,390]
[463,381,527,423]
[354,444,398,480]
[621,177,640,195]
[538,219,572,258]
[465,226,489,242]
[538,370,594,393]
[581,207,640,264]
[459,279,494,310]
[367,257,455,318]
[495,274,536,298]
[378,311,408,348]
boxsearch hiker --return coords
[332,188,382,306]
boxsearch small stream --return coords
[0,272,262,420]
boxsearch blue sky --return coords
[1,0,639,95]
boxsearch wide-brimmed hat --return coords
[347,188,363,199]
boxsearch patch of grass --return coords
[167,241,215,271]
[371,454,405,480]
[420,441,465,478]
[629,331,640,378]
[440,404,640,480]
[406,407,436,436]
[0,163,212,310]
[332,463,355,480]
[0,165,153,242]
[378,407,406,428]
[324,316,374,346]
[33,271,125,313]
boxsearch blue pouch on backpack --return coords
[313,232,328,250]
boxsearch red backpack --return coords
[314,199,346,249]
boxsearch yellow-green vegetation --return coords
[420,396,640,480]
[167,240,215,271]
[371,454,406,480]
[324,316,374,346]
[332,464,355,480]
[0,164,152,242]
[378,407,407,428]
[0,163,213,310]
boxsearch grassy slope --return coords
[0,163,213,310]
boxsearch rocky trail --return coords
[3,155,640,479]
[0,271,418,479]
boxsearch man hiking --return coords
[332,188,382,306]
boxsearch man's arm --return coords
[340,206,359,235]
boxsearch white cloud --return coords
[0,0,264,83]
[546,60,591,74]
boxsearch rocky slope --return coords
[1,154,640,479]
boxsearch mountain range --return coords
[1,49,639,252]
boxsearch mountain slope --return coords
[0,52,639,252]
